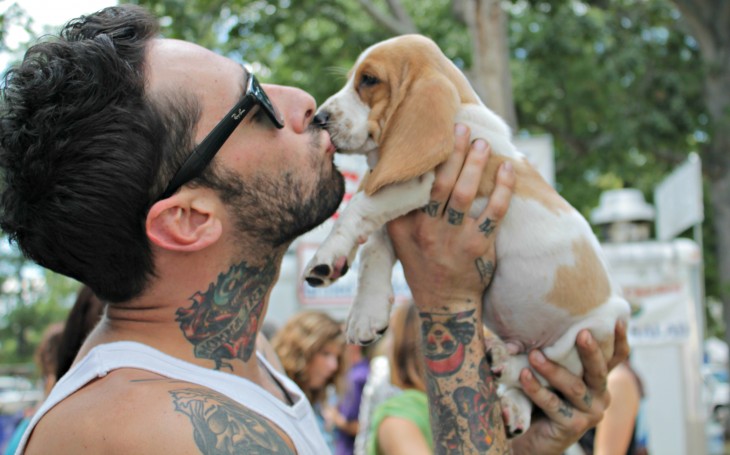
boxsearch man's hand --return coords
[511,320,631,454]
[387,124,515,312]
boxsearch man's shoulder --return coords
[25,369,297,454]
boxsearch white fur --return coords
[304,36,630,436]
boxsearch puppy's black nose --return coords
[313,110,330,129]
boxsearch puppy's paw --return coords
[304,255,349,287]
[345,295,394,344]
[484,337,511,379]
[499,388,532,438]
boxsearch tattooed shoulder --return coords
[170,387,296,454]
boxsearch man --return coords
[0,5,626,454]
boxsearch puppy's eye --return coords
[359,74,380,88]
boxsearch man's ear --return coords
[146,191,223,252]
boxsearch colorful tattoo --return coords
[170,387,293,454]
[422,200,441,217]
[427,376,463,454]
[453,358,502,451]
[475,257,495,284]
[176,260,276,369]
[447,208,464,225]
[478,218,496,237]
[420,310,476,377]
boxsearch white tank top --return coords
[15,341,330,455]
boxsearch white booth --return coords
[592,188,708,455]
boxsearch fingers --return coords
[607,319,630,371]
[524,351,593,415]
[443,139,490,224]
[518,363,585,427]
[576,330,609,393]
[475,161,515,237]
[427,124,471,216]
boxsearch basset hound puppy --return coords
[304,34,629,435]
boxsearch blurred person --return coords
[3,323,64,455]
[260,319,279,341]
[34,323,65,397]
[55,285,105,379]
[367,301,429,455]
[576,359,648,455]
[353,333,400,455]
[331,343,376,455]
[272,310,346,452]
[0,4,628,453]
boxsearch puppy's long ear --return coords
[364,74,460,196]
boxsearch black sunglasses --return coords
[156,72,285,201]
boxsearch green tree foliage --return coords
[133,0,470,103]
[0,249,78,364]
[511,1,705,213]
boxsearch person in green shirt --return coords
[368,301,432,455]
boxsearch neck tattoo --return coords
[176,259,276,370]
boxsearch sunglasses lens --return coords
[250,76,284,128]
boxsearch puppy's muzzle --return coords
[313,110,331,129]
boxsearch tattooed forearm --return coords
[421,310,476,377]
[427,379,463,453]
[422,200,441,217]
[170,387,295,454]
[447,208,464,226]
[176,259,277,369]
[453,358,504,451]
[420,309,510,454]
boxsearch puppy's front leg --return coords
[346,226,397,344]
[304,172,435,287]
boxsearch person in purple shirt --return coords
[330,343,376,455]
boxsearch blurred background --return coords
[0,0,727,453]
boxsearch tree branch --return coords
[384,0,417,33]
[451,0,469,25]
[355,0,417,35]
[671,0,718,59]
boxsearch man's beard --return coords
[200,148,344,247]
[232,168,345,246]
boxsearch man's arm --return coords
[388,124,516,454]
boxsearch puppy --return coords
[304,34,629,435]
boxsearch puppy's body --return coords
[305,35,629,435]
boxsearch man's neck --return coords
[174,256,278,369]
[91,251,284,373]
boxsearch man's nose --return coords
[262,84,316,134]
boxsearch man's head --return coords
[0,5,344,303]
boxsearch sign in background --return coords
[654,152,703,241]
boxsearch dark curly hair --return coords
[0,5,200,302]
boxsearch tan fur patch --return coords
[546,238,611,316]
[477,156,573,215]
